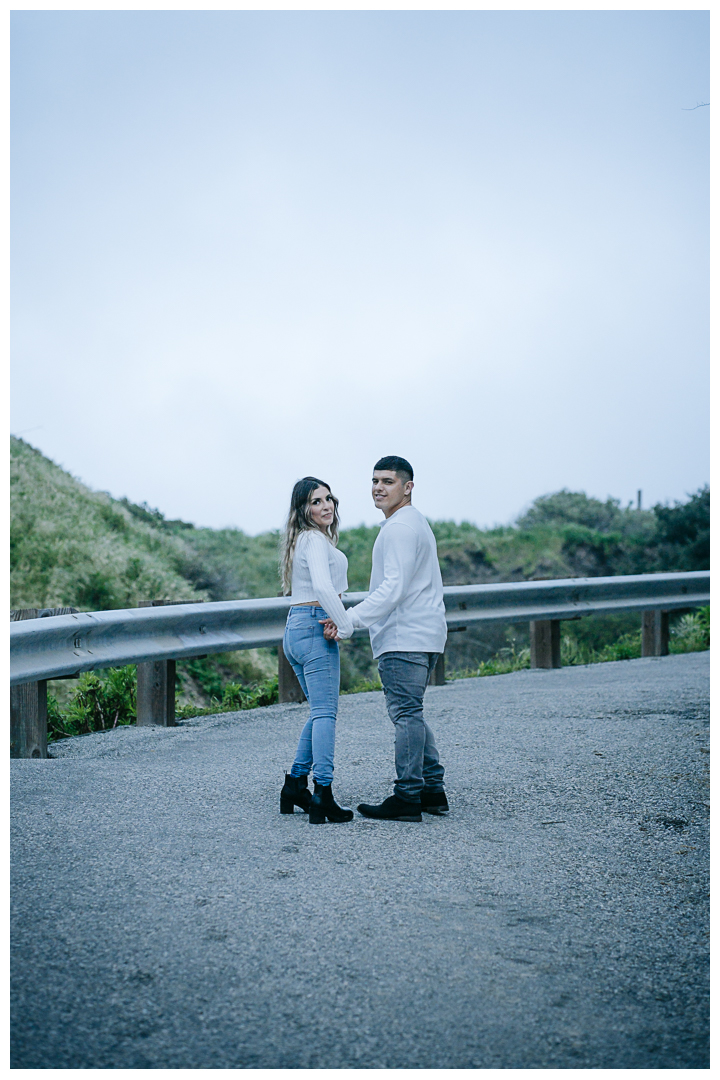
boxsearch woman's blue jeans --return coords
[283,605,340,787]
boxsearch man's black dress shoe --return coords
[357,794,422,822]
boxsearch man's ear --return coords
[405,480,414,495]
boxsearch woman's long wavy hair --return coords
[280,477,340,595]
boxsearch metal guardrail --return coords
[10,571,709,687]
[442,570,709,625]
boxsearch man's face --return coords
[371,469,413,518]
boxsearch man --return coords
[323,455,449,822]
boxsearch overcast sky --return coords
[11,10,709,533]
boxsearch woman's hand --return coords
[319,618,339,641]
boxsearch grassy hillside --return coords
[10,436,275,707]
[13,435,708,610]
[11,436,709,712]
[11,437,208,610]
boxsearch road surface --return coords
[11,651,709,1068]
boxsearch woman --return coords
[279,477,355,825]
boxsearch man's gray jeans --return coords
[377,651,446,802]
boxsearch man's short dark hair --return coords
[374,456,414,483]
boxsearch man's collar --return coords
[381,503,413,525]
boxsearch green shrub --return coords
[670,606,710,653]
[47,666,280,739]
[175,676,279,721]
[560,629,643,665]
[653,487,710,572]
[448,644,531,681]
[48,666,137,741]
[221,677,279,711]
[179,656,226,700]
[594,630,643,662]
[341,675,383,694]
[47,694,69,741]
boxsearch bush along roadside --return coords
[47,666,137,741]
[47,667,279,742]
[174,676,279,721]
[670,606,710,653]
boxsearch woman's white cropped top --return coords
[290,530,354,637]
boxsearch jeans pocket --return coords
[285,621,318,665]
[379,654,428,697]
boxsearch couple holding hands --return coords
[279,455,448,825]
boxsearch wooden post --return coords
[136,658,177,726]
[429,653,446,686]
[10,607,78,758]
[530,620,561,669]
[642,610,669,657]
[136,600,193,726]
[278,643,305,703]
[10,680,47,759]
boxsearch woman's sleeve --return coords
[304,533,355,638]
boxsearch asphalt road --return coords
[11,651,709,1068]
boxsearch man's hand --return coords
[319,618,339,640]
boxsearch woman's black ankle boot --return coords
[280,772,312,814]
[308,782,354,825]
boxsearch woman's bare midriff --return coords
[296,595,342,607]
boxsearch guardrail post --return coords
[530,620,561,669]
[136,657,177,726]
[642,610,669,657]
[435,625,465,686]
[278,643,306,703]
[10,679,47,759]
[429,653,446,686]
[136,600,186,726]
[10,608,78,757]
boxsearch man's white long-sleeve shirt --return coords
[338,504,447,658]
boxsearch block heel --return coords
[280,772,312,815]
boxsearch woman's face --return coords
[307,486,335,533]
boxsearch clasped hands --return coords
[319,618,339,641]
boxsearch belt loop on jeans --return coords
[289,605,325,618]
